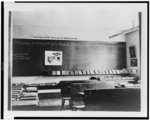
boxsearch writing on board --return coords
[13,53,30,60]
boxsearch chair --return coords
[69,71,74,75]
[78,70,82,75]
[61,71,66,75]
[58,80,90,110]
[52,71,57,75]
[86,70,91,75]
[70,81,115,111]
[82,70,87,75]
[74,71,79,75]
[90,70,95,75]
[61,96,72,110]
[56,71,61,75]
[65,71,70,75]
[94,70,99,74]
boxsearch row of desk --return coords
[12,78,140,111]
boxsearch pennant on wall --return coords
[131,58,137,67]
[129,46,136,58]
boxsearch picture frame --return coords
[131,58,138,67]
[129,46,136,58]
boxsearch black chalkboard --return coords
[13,39,126,76]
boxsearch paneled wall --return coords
[13,39,126,76]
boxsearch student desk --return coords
[84,88,140,111]
[38,89,61,99]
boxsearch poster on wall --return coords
[129,46,136,58]
[45,51,62,65]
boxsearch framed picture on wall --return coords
[45,51,63,65]
[129,46,136,58]
[131,58,138,67]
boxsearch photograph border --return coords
[1,1,149,119]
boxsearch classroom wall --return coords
[108,35,126,42]
[13,39,126,76]
[125,30,140,78]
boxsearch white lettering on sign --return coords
[31,35,78,40]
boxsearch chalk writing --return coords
[13,53,30,60]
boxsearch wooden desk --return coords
[38,89,61,100]
[12,100,38,106]
[38,89,61,94]
[84,88,140,111]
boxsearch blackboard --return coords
[13,39,126,76]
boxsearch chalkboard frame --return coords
[13,38,126,76]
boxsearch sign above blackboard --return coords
[31,35,78,40]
